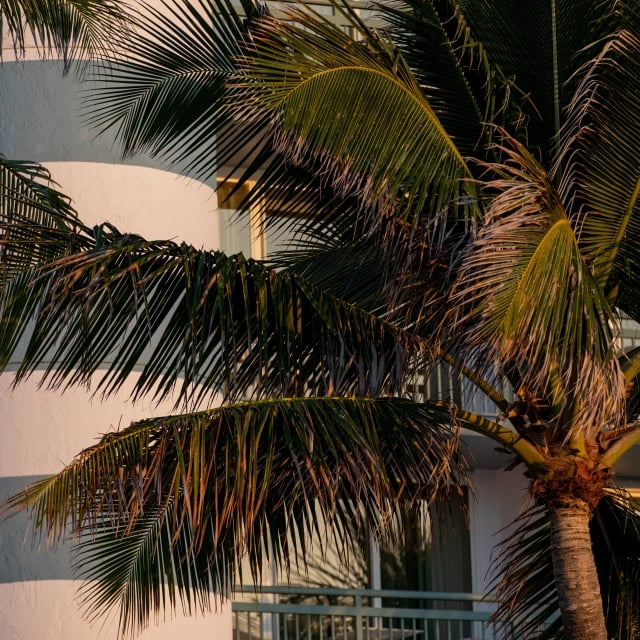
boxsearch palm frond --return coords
[0,207,425,405]
[74,500,218,638]
[489,505,562,639]
[83,0,261,179]
[0,0,127,70]
[271,236,391,312]
[240,150,469,332]
[558,2,640,321]
[3,397,465,636]
[450,136,624,437]
[376,0,498,157]
[240,3,477,225]
[0,156,77,220]
[268,202,469,347]
[0,156,87,273]
[456,0,616,156]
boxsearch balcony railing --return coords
[232,586,551,640]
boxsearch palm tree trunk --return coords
[547,499,607,640]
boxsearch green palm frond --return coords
[240,3,477,224]
[73,501,217,638]
[238,150,467,321]
[269,200,469,343]
[3,397,464,636]
[0,0,126,69]
[490,505,562,639]
[0,156,86,273]
[84,0,260,178]
[0,208,424,405]
[272,236,390,311]
[0,156,77,222]
[450,136,624,436]
[376,0,499,155]
[592,491,640,640]
[559,2,640,320]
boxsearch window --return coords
[280,491,472,597]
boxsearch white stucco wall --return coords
[0,380,231,640]
[0,579,229,640]
[0,15,232,638]
[45,161,219,247]
[469,469,531,596]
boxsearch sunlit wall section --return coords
[0,379,231,640]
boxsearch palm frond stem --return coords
[440,350,509,412]
[453,408,546,469]
[600,424,640,468]
[621,348,640,386]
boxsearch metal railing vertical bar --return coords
[355,593,363,640]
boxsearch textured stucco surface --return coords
[1,34,231,637]
[0,59,210,181]
[0,580,231,640]
[0,371,230,640]
[45,161,220,249]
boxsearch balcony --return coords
[232,586,550,640]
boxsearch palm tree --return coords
[3,0,640,639]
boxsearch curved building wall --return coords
[0,15,230,640]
